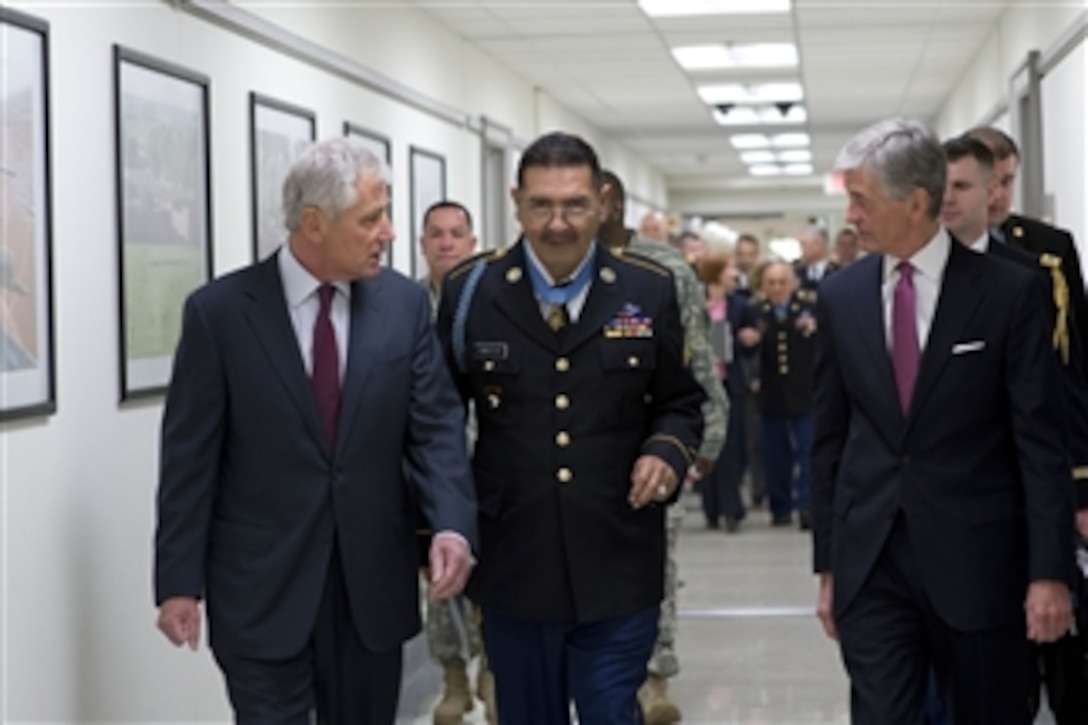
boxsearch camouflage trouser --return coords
[647,500,684,678]
[425,585,484,666]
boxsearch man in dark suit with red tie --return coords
[812,118,1075,724]
[154,138,477,723]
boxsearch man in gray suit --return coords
[154,138,477,724]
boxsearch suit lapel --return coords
[849,256,902,433]
[904,241,982,433]
[492,242,560,352]
[334,273,387,456]
[242,257,327,451]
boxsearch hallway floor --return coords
[396,493,1060,724]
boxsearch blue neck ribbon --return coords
[526,245,597,306]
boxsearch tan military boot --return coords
[433,660,473,725]
[476,657,498,724]
[638,674,682,725]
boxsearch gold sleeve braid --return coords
[1040,254,1070,365]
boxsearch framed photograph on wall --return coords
[0,8,56,420]
[114,46,213,399]
[343,122,393,267]
[409,146,446,280]
[251,93,315,261]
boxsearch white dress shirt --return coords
[968,231,990,254]
[882,227,950,354]
[278,247,350,381]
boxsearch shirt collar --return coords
[883,226,950,284]
[278,245,350,308]
[968,231,990,253]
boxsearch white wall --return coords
[1041,42,1087,257]
[0,1,666,721]
[934,4,1086,256]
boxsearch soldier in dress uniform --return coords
[436,132,704,724]
[416,200,496,725]
[599,169,729,725]
[738,260,817,530]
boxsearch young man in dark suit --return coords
[942,133,1088,724]
[155,138,477,723]
[812,118,1074,724]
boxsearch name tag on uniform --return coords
[473,341,509,360]
[604,302,654,339]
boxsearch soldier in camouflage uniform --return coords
[418,201,495,725]
[600,171,728,724]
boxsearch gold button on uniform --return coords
[628,356,640,368]
[557,467,573,483]
[555,357,570,372]
[556,394,570,410]
[556,431,571,447]
[483,360,495,371]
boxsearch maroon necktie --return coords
[311,284,340,449]
[891,261,919,414]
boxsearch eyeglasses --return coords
[522,199,594,223]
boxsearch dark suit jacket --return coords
[155,255,477,658]
[812,239,1073,632]
[437,241,704,623]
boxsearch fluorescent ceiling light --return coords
[749,164,783,176]
[740,150,776,164]
[671,43,798,71]
[771,133,810,148]
[784,163,814,175]
[712,104,807,126]
[697,82,804,105]
[642,0,791,18]
[730,134,771,149]
[777,149,812,162]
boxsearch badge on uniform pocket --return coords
[604,302,654,339]
[473,341,509,360]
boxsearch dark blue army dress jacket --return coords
[437,240,705,624]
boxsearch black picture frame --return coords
[343,121,393,267]
[0,7,56,420]
[251,92,316,261]
[114,46,213,400]
[409,146,446,280]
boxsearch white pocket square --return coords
[952,341,985,354]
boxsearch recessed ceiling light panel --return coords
[672,43,798,70]
[697,82,804,105]
[642,0,791,18]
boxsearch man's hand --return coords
[694,456,715,478]
[737,328,761,348]
[816,573,837,640]
[1025,580,1073,643]
[1076,509,1088,539]
[628,455,679,509]
[429,534,474,601]
[157,596,202,650]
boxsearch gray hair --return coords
[282,137,390,232]
[834,118,945,219]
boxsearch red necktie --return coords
[311,284,340,449]
[891,261,919,414]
